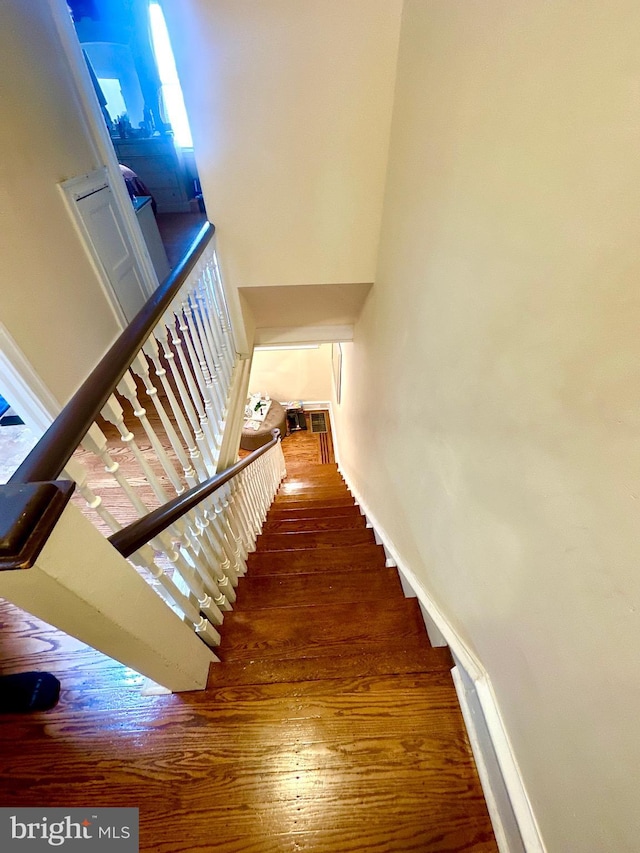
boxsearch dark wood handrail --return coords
[10,222,215,485]
[108,430,280,558]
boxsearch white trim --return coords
[58,168,128,327]
[298,400,332,410]
[452,665,526,853]
[335,464,547,853]
[47,0,160,302]
[324,402,341,467]
[0,324,60,434]
[253,325,354,346]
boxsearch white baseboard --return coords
[335,463,546,853]
[452,664,526,853]
[297,400,332,411]
[0,322,60,434]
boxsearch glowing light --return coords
[149,2,193,148]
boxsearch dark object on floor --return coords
[0,393,24,426]
[0,672,61,713]
[287,410,307,432]
[0,413,24,426]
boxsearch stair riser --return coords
[271,497,355,510]
[262,516,367,534]
[208,644,453,687]
[281,473,344,482]
[256,528,376,551]
[267,505,362,521]
[284,463,338,471]
[246,543,387,574]
[276,488,352,500]
[219,599,427,662]
[236,568,403,610]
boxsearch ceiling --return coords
[240,282,373,345]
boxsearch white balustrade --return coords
[2,228,291,693]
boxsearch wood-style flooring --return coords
[156,211,208,270]
[0,429,497,851]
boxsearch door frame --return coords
[48,0,160,309]
[59,168,149,324]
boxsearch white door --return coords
[60,169,150,322]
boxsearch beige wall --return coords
[332,2,640,849]
[163,0,402,290]
[248,345,333,403]
[0,0,123,407]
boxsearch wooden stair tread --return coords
[256,528,376,551]
[235,567,403,609]
[280,471,345,481]
[246,543,387,574]
[219,599,429,662]
[284,462,339,472]
[269,496,356,510]
[266,504,363,520]
[275,490,350,502]
[208,643,453,687]
[277,479,349,489]
[262,514,366,533]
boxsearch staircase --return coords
[208,460,498,851]
[0,454,498,850]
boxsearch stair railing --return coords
[0,222,285,692]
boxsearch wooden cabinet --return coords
[113,136,191,214]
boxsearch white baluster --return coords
[174,301,223,450]
[220,482,248,561]
[210,249,237,376]
[152,324,216,476]
[142,334,209,482]
[83,425,222,642]
[181,294,225,425]
[202,264,233,386]
[202,509,239,587]
[168,309,221,464]
[195,278,228,404]
[64,455,121,536]
[101,394,170,506]
[82,423,151,518]
[228,474,255,552]
[130,351,198,486]
[192,512,237,604]
[209,494,245,578]
[116,370,185,496]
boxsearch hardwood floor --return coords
[155,211,208,270]
[0,429,497,851]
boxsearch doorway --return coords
[68,0,208,274]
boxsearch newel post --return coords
[0,483,215,693]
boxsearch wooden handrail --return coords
[10,222,215,486]
[108,430,280,558]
